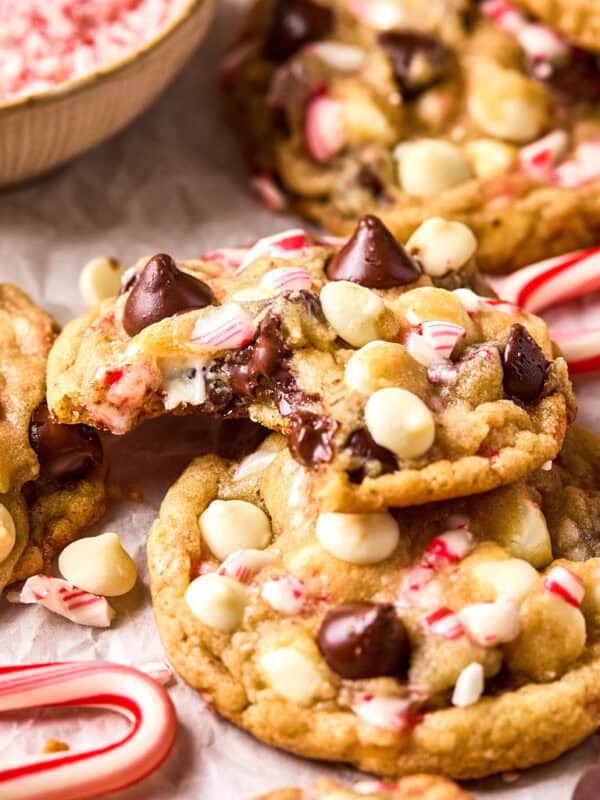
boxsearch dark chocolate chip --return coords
[357,166,385,200]
[263,0,333,63]
[327,215,421,288]
[250,313,291,380]
[529,49,600,101]
[317,602,409,679]
[287,410,338,466]
[378,30,451,95]
[346,429,397,474]
[123,254,214,337]
[502,324,549,404]
[29,404,103,484]
[572,765,600,800]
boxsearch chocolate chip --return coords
[502,324,549,404]
[346,428,397,480]
[123,254,214,337]
[263,0,333,63]
[573,765,600,800]
[287,410,338,466]
[357,166,385,200]
[29,404,103,484]
[327,215,421,288]
[529,49,600,101]
[378,30,451,95]
[317,602,409,679]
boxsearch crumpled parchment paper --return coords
[0,2,598,797]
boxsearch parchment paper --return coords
[0,2,599,797]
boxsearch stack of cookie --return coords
[43,205,599,792]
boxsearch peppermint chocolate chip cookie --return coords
[149,426,600,779]
[47,217,573,512]
[257,775,471,799]
[0,285,107,592]
[224,0,600,274]
[515,0,600,54]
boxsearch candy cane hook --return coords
[0,661,176,800]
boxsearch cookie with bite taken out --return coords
[224,0,600,274]
[47,215,573,513]
[148,425,600,779]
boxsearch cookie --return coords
[515,0,600,53]
[224,0,600,274]
[148,425,600,780]
[0,285,107,592]
[257,775,471,799]
[47,217,573,512]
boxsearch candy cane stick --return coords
[550,328,600,374]
[0,661,176,800]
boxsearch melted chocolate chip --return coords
[317,602,409,679]
[327,215,421,288]
[29,404,103,484]
[378,30,451,95]
[357,166,385,200]
[287,410,337,466]
[502,324,549,404]
[123,254,214,337]
[346,429,397,481]
[573,765,600,800]
[529,49,600,102]
[263,0,333,63]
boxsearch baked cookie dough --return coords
[515,0,600,53]
[224,0,600,274]
[0,285,107,592]
[149,426,600,780]
[47,217,573,512]
[257,775,471,799]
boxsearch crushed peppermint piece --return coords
[8,574,115,627]
[452,662,484,707]
[544,565,585,607]
[261,575,307,614]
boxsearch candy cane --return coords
[0,661,176,800]
[550,328,600,374]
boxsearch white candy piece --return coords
[160,359,206,411]
[474,559,539,602]
[422,529,474,568]
[316,512,399,565]
[351,694,413,731]
[261,576,306,614]
[192,304,256,350]
[452,662,484,707]
[320,281,386,347]
[259,647,324,705]
[520,130,569,179]
[185,574,247,631]
[260,267,312,293]
[0,503,16,563]
[308,41,366,72]
[200,500,272,560]
[458,598,520,647]
[365,388,435,459]
[544,565,585,608]
[395,139,472,197]
[217,548,278,583]
[79,256,124,307]
[406,218,477,277]
[9,575,115,627]
[238,229,311,273]
[58,533,137,597]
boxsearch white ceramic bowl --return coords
[0,0,215,187]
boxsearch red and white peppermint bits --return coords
[237,228,312,273]
[261,575,307,614]
[554,142,600,188]
[250,174,288,212]
[0,660,176,800]
[481,0,569,65]
[420,321,466,360]
[8,575,114,628]
[551,328,600,374]
[422,607,464,640]
[305,94,346,163]
[351,694,415,732]
[0,0,189,103]
[544,565,585,608]
[422,530,474,569]
[192,304,256,350]
[520,130,569,180]
[217,549,277,584]
[458,598,520,647]
[260,266,313,293]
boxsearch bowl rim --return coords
[0,0,208,116]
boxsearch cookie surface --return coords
[225,0,600,274]
[149,426,600,779]
[257,775,471,799]
[48,220,573,512]
[515,0,600,53]
[0,285,107,592]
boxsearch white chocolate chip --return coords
[259,646,325,705]
[200,500,272,561]
[395,139,472,197]
[365,388,435,459]
[58,533,137,597]
[185,573,247,631]
[0,504,16,563]
[320,281,386,347]
[464,138,518,180]
[406,218,477,277]
[160,358,207,411]
[452,662,484,707]
[344,340,426,396]
[473,559,539,602]
[79,257,124,307]
[316,511,399,565]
